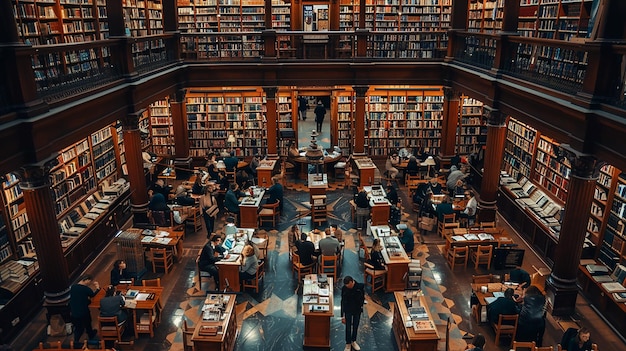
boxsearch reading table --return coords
[302,274,334,348]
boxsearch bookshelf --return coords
[366,88,443,157]
[2,174,32,257]
[519,0,594,40]
[533,135,571,203]
[457,97,487,156]
[0,213,11,264]
[122,0,163,37]
[139,110,153,153]
[599,172,626,269]
[468,0,505,33]
[277,91,294,130]
[91,125,118,184]
[113,121,127,177]
[503,117,538,180]
[335,90,355,155]
[587,164,615,246]
[149,98,174,156]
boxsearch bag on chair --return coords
[419,216,436,231]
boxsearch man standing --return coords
[298,96,308,120]
[341,276,365,351]
[70,274,100,345]
[314,100,326,133]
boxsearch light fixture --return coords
[227,134,236,149]
[422,156,436,177]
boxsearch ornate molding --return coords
[15,156,59,189]
[263,86,278,99]
[120,110,144,131]
[482,106,505,127]
[353,85,369,97]
[559,144,602,179]
[443,86,460,101]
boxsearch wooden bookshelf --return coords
[366,87,443,157]
[503,117,538,180]
[139,110,153,153]
[468,0,505,33]
[533,135,571,203]
[457,97,487,156]
[587,164,616,247]
[122,0,163,37]
[113,121,127,177]
[0,213,11,264]
[519,0,593,40]
[149,98,174,157]
[335,90,355,155]
[599,172,626,269]
[2,174,32,255]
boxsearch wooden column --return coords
[121,112,150,224]
[477,106,506,223]
[264,87,279,159]
[16,158,71,316]
[438,87,460,169]
[171,89,192,178]
[162,0,178,32]
[500,0,520,33]
[106,0,133,75]
[445,0,468,60]
[353,86,369,156]
[546,149,600,316]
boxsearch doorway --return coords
[303,4,329,31]
[296,93,331,151]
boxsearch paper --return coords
[135,293,150,301]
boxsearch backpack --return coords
[560,327,579,350]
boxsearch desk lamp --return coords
[423,156,436,177]
[227,134,237,151]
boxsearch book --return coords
[412,320,435,333]
[408,306,428,320]
[310,304,329,312]
[586,264,609,275]
[612,292,626,302]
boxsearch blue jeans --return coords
[344,311,361,344]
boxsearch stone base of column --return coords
[43,288,71,325]
[173,157,193,180]
[131,202,150,225]
[545,275,578,316]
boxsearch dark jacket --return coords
[355,191,370,209]
[400,228,415,253]
[386,187,398,205]
[314,104,326,122]
[568,338,593,351]
[406,159,420,175]
[224,156,239,172]
[295,240,317,265]
[436,202,454,221]
[487,297,519,325]
[70,284,99,318]
[100,295,126,322]
[510,268,532,288]
[267,183,283,205]
[110,268,131,286]
[519,293,546,323]
[224,189,241,213]
[368,250,385,270]
[198,243,221,267]
[341,282,365,316]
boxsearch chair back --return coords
[150,210,172,227]
[98,315,124,341]
[320,254,338,280]
[447,246,468,270]
[358,232,370,261]
[243,260,265,293]
[493,314,519,348]
[442,213,456,223]
[142,277,161,287]
[512,341,536,350]
[182,319,194,351]
[114,341,135,351]
[37,341,61,349]
[150,247,174,274]
[480,221,496,229]
[534,346,554,351]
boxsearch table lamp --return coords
[227,134,236,149]
[423,156,436,177]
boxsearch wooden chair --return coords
[242,260,265,293]
[182,320,194,351]
[446,246,468,270]
[480,221,496,229]
[512,341,536,350]
[319,254,338,281]
[405,174,421,192]
[114,341,135,351]
[363,262,386,293]
[259,200,280,228]
[556,344,597,351]
[142,277,161,287]
[438,213,458,238]
[149,210,173,227]
[188,206,204,233]
[150,247,174,274]
[98,315,125,342]
[534,346,553,351]
[253,231,269,261]
[471,245,493,269]
[292,252,315,282]
[196,255,213,289]
[225,169,236,185]
[358,232,371,261]
[37,341,61,349]
[492,314,518,348]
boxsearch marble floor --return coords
[10,175,626,351]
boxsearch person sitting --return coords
[367,239,386,271]
[110,260,132,286]
[151,179,173,200]
[385,151,400,179]
[406,156,420,176]
[295,233,318,266]
[148,192,171,225]
[191,174,205,195]
[435,195,455,221]
[99,285,127,324]
[459,191,477,225]
[239,245,259,282]
[487,288,519,325]
[355,189,370,209]
[397,224,414,257]
[398,144,412,160]
[288,142,300,158]
[224,183,244,216]
[206,153,220,181]
[236,169,253,190]
[174,185,196,206]
[447,165,468,193]
[199,235,226,289]
[421,192,437,217]
[509,264,532,289]
[465,334,486,351]
[386,184,399,206]
[217,170,230,191]
[330,224,344,244]
[288,224,301,251]
[319,230,341,256]
[266,176,284,213]
[427,177,443,195]
[566,327,592,351]
[453,179,466,196]
[224,151,239,172]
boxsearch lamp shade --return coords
[227,134,236,144]
[423,156,436,166]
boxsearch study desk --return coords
[444,228,513,253]
[90,286,163,338]
[308,174,328,196]
[238,187,265,228]
[363,185,391,226]
[370,225,411,291]
[217,160,249,171]
[352,157,377,187]
[215,253,243,292]
[192,294,238,351]
[302,274,334,348]
[129,227,185,262]
[392,292,440,351]
[256,159,279,188]
[470,282,521,323]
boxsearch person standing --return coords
[200,184,219,237]
[298,96,308,120]
[341,276,365,351]
[385,152,400,179]
[314,100,326,133]
[70,274,100,345]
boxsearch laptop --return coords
[223,238,235,251]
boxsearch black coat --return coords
[341,282,365,316]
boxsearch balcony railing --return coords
[4,30,626,112]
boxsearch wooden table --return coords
[292,153,342,180]
[444,227,513,253]
[352,157,377,187]
[308,174,328,196]
[217,160,249,171]
[470,282,521,323]
[192,293,238,351]
[256,159,279,188]
[90,286,163,338]
[130,227,185,262]
[392,292,440,351]
[238,187,265,228]
[363,185,391,226]
[215,254,243,292]
[302,274,334,348]
[370,225,411,291]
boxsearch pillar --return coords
[16,158,71,320]
[171,89,192,179]
[545,148,600,316]
[121,112,150,224]
[445,0,468,60]
[438,86,460,169]
[353,86,369,156]
[477,106,506,223]
[264,87,279,159]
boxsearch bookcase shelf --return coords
[335,90,355,155]
[457,97,487,156]
[518,0,593,40]
[149,98,174,157]
[587,164,616,246]
[533,135,571,203]
[468,0,505,33]
[2,174,32,252]
[503,117,538,180]
[599,172,626,269]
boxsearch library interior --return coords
[2,0,626,351]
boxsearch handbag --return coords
[419,216,436,231]
[205,203,219,218]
